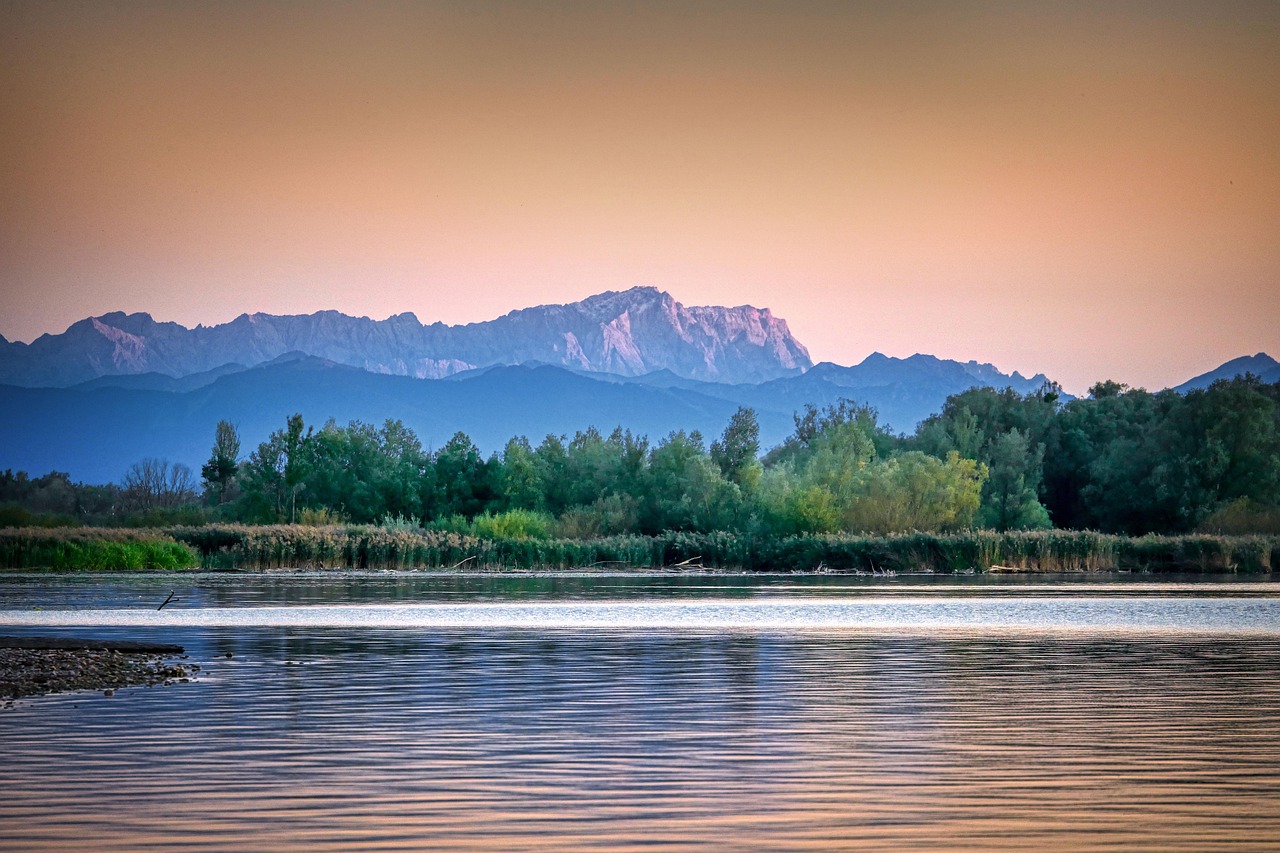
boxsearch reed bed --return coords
[2,525,1275,573]
[0,527,198,571]
[738,531,1275,574]
[172,524,480,570]
[170,526,1277,574]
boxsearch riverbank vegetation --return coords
[0,528,197,571]
[2,525,1274,573]
[1,374,1276,570]
[176,526,1279,573]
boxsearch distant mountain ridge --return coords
[3,286,1271,482]
[0,287,811,387]
[0,351,1062,483]
[0,359,776,483]
[1174,353,1279,393]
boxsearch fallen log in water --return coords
[0,636,184,654]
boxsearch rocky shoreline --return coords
[1,637,195,707]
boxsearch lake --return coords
[3,572,1280,851]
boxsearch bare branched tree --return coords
[121,458,198,512]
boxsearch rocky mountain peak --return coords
[0,288,814,387]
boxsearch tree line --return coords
[911,375,1280,534]
[191,372,1280,536]
[3,375,1277,536]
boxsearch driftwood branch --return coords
[0,636,184,654]
[157,591,178,610]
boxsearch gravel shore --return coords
[1,643,195,707]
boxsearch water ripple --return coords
[2,578,1280,851]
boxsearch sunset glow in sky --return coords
[2,1,1277,393]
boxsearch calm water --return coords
[3,573,1280,851]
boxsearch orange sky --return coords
[1,1,1277,393]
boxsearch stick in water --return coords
[157,591,178,611]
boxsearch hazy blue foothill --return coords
[1174,352,1280,393]
[0,287,1270,484]
[3,351,1046,482]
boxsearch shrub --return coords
[1199,498,1280,535]
[471,509,554,540]
[300,507,350,526]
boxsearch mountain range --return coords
[0,287,1270,483]
[0,287,809,388]
[1174,353,1280,393]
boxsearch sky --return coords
[1,0,1277,394]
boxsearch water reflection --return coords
[3,574,1280,850]
[2,570,1276,612]
[3,629,1280,850]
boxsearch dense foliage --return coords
[200,403,989,537]
[910,375,1280,534]
[2,375,1277,539]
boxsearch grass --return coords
[0,527,198,571]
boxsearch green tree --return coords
[495,436,545,512]
[533,434,571,515]
[641,431,739,533]
[801,420,877,500]
[767,400,896,467]
[913,407,983,460]
[846,451,986,534]
[759,417,876,535]
[374,419,428,521]
[710,407,761,487]
[563,427,620,507]
[1089,379,1129,399]
[296,419,426,522]
[428,432,493,518]
[758,467,841,535]
[281,414,311,523]
[238,413,313,523]
[607,427,650,498]
[977,429,1051,531]
[1191,376,1280,506]
[200,420,240,505]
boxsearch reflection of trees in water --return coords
[194,573,801,608]
[169,631,1280,792]
[175,630,788,744]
